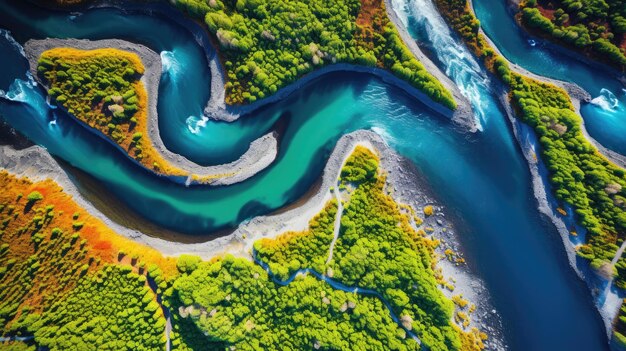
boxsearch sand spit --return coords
[504,0,626,82]
[0,131,384,258]
[447,0,626,338]
[25,0,479,132]
[490,49,621,340]
[23,38,278,186]
[468,15,626,170]
[470,0,626,169]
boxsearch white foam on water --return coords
[590,88,619,112]
[186,115,208,135]
[392,0,489,131]
[160,50,180,77]
[371,125,396,145]
[0,28,25,57]
[1,79,31,103]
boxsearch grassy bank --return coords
[519,0,626,71]
[253,147,486,351]
[1,145,486,350]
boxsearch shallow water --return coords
[0,0,611,349]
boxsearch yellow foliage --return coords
[423,205,434,216]
[39,48,229,183]
[452,294,469,308]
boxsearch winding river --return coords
[0,0,617,349]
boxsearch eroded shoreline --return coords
[204,0,478,132]
[30,0,478,132]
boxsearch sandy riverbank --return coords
[498,0,626,170]
[471,10,626,169]
[192,1,478,132]
[0,131,387,258]
[0,127,505,347]
[498,87,622,337]
[23,38,278,186]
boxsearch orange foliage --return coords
[40,48,190,178]
[0,171,177,330]
[40,47,235,183]
[355,0,388,59]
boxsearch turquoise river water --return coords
[0,0,621,349]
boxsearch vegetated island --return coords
[176,0,457,110]
[0,143,494,350]
[28,41,278,186]
[433,0,626,346]
[36,48,177,173]
[518,0,626,71]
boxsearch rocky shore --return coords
[23,38,278,186]
[473,15,626,169]
[383,0,477,131]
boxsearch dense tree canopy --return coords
[176,0,457,108]
[520,0,626,69]
[32,265,166,351]
[1,148,486,350]
[37,48,185,176]
[172,255,421,351]
[255,147,486,351]
[0,172,176,348]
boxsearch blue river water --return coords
[0,0,613,349]
[473,0,626,157]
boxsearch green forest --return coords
[31,264,166,350]
[38,49,142,138]
[175,0,456,109]
[254,147,485,351]
[0,148,486,350]
[172,255,421,351]
[37,48,150,162]
[520,0,626,69]
[434,0,626,343]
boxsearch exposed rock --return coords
[400,315,413,330]
[605,183,622,195]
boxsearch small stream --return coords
[252,252,422,344]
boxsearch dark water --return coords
[0,0,611,349]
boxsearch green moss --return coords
[520,0,626,69]
[172,255,420,351]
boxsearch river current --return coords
[0,0,619,349]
